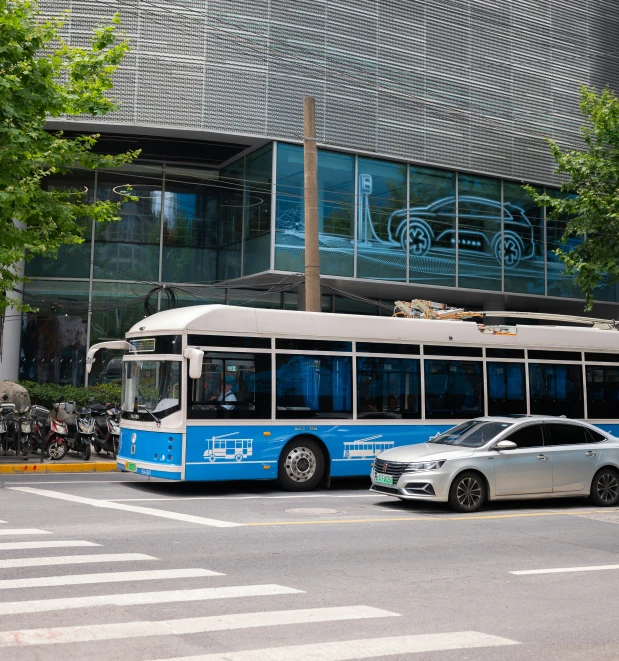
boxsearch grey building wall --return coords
[40,0,619,184]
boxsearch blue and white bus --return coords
[86,304,619,490]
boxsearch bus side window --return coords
[188,352,271,420]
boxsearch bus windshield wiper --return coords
[139,406,161,427]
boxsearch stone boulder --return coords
[0,381,31,412]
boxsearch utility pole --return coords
[303,96,321,312]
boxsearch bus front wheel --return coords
[278,438,325,491]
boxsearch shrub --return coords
[18,381,122,410]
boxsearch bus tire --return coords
[278,438,325,492]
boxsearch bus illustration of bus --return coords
[343,435,395,459]
[204,432,253,462]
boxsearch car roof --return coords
[475,415,588,424]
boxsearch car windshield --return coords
[122,360,181,419]
[430,421,513,448]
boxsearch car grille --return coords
[374,458,409,482]
[372,484,400,495]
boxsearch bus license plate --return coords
[375,473,393,486]
[126,461,137,472]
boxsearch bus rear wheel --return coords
[278,438,325,491]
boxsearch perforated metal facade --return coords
[40,0,619,184]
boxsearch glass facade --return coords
[20,139,610,389]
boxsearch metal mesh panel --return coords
[36,0,619,185]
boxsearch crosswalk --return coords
[0,519,519,660]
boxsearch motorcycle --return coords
[0,394,17,456]
[45,403,70,460]
[91,402,120,458]
[58,401,93,460]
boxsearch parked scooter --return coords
[91,402,120,458]
[0,394,17,456]
[57,401,94,460]
[45,403,70,460]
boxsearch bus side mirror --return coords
[184,348,204,379]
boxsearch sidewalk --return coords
[0,452,117,474]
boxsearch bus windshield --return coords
[122,360,181,419]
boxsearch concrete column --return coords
[0,286,24,383]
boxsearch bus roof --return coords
[127,305,619,353]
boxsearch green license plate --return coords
[126,461,137,472]
[375,473,393,486]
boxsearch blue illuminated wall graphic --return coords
[274,145,587,297]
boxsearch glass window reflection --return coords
[408,166,456,287]
[275,143,305,273]
[457,174,502,291]
[546,193,583,299]
[244,145,272,275]
[218,160,244,280]
[20,281,89,386]
[26,169,95,279]
[503,181,544,295]
[357,157,406,282]
[94,165,162,281]
[162,167,219,284]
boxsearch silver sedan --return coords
[370,416,619,512]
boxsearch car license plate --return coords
[375,473,393,486]
[126,461,137,472]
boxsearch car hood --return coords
[377,442,476,462]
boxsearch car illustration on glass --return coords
[387,196,535,267]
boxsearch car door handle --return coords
[537,454,547,460]
[586,451,596,457]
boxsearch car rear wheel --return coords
[278,438,325,491]
[590,468,619,507]
[448,471,486,513]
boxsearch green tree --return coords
[526,86,619,310]
[0,0,139,313]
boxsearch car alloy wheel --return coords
[595,471,619,505]
[449,471,486,513]
[457,477,482,509]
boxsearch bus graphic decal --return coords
[204,432,253,463]
[343,435,394,459]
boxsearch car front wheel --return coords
[448,471,486,513]
[590,468,619,507]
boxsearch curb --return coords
[0,462,118,474]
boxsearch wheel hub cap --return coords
[597,474,618,502]
[457,477,482,508]
[285,447,316,482]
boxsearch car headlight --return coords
[406,460,446,472]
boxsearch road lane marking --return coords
[0,605,397,647]
[0,529,50,536]
[0,540,99,552]
[0,553,156,569]
[10,487,243,528]
[0,584,303,615]
[245,510,604,526]
[0,568,223,589]
[0,521,7,524]
[148,631,520,661]
[512,564,619,575]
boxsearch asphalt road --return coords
[1,473,619,660]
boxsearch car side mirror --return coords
[494,440,517,451]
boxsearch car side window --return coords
[504,424,544,448]
[544,423,589,446]
[586,428,606,443]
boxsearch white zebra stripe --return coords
[0,584,302,615]
[147,631,520,661]
[0,606,398,647]
[0,568,223,589]
[0,553,155,569]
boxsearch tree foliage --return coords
[0,0,139,313]
[525,86,619,310]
